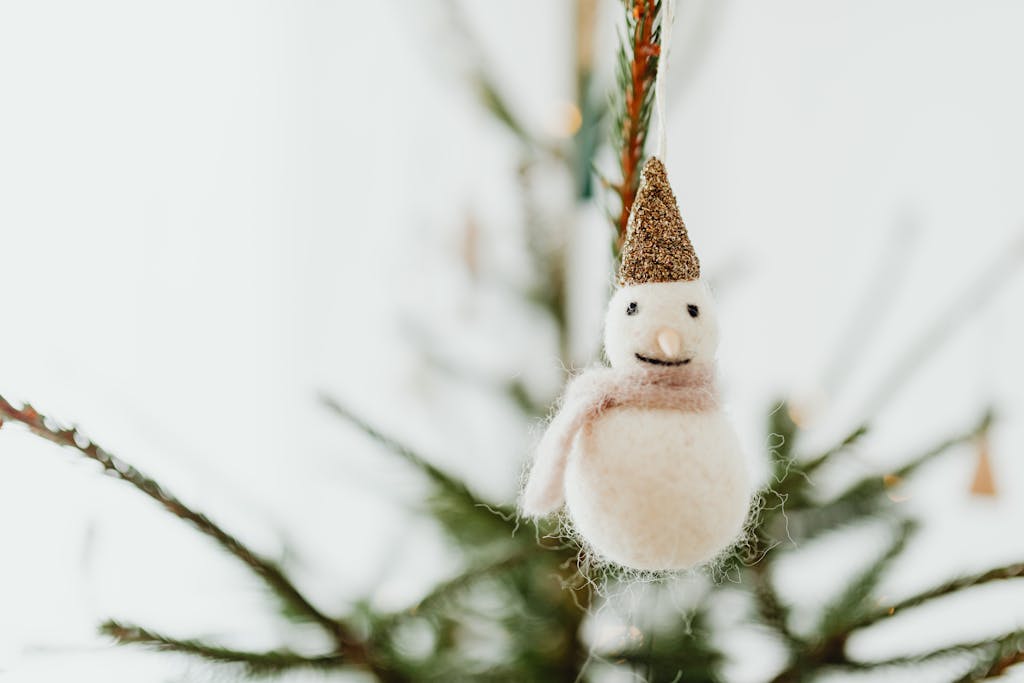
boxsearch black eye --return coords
[626,302,639,316]
[687,304,700,318]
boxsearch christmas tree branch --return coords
[852,561,1024,632]
[859,234,1024,418]
[612,0,662,248]
[415,331,550,418]
[779,411,992,545]
[380,553,531,629]
[319,394,515,525]
[0,396,361,656]
[954,633,1024,682]
[442,0,544,153]
[841,629,1024,671]
[763,523,919,683]
[600,611,723,678]
[793,409,993,515]
[571,0,604,201]
[798,423,870,478]
[749,562,802,648]
[100,620,345,676]
[818,519,917,637]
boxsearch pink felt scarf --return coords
[520,364,720,516]
[568,364,718,439]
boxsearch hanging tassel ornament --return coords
[970,430,998,497]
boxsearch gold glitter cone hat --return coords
[618,157,700,285]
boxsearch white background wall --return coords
[1,1,1023,681]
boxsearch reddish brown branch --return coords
[615,0,661,249]
[979,651,1024,679]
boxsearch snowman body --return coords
[565,407,748,570]
[522,279,752,571]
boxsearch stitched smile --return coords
[635,353,691,367]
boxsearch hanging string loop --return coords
[654,0,676,160]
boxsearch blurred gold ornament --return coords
[883,474,910,503]
[559,102,583,138]
[882,473,902,488]
[574,0,598,72]
[970,432,997,497]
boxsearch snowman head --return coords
[604,279,719,370]
[609,156,713,370]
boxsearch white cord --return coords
[654,0,676,161]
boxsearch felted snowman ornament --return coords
[522,157,751,572]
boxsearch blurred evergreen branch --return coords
[852,560,1024,632]
[955,633,1024,682]
[415,339,550,417]
[817,518,917,638]
[601,609,724,683]
[860,235,1024,417]
[777,410,993,544]
[796,423,869,479]
[750,561,802,650]
[319,393,515,526]
[100,620,345,677]
[380,553,531,626]
[0,395,404,682]
[0,397,340,636]
[3,1,1023,681]
[842,629,1024,672]
[441,0,554,157]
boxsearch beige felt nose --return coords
[656,328,682,358]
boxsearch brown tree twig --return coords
[840,629,1024,672]
[101,620,345,676]
[0,394,404,680]
[956,644,1024,682]
[851,561,1024,632]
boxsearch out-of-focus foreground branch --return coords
[0,395,407,683]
